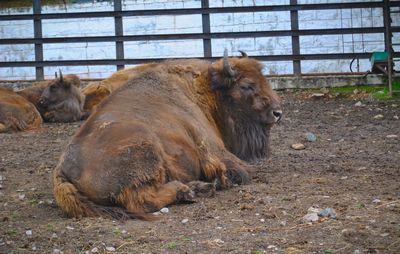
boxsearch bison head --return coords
[209,50,282,161]
[39,71,81,109]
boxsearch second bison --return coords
[53,51,282,220]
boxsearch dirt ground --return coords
[0,90,399,254]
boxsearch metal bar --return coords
[0,27,389,45]
[201,0,212,58]
[383,0,393,97]
[114,0,124,70]
[290,0,301,75]
[2,2,399,21]
[4,52,400,68]
[33,0,44,80]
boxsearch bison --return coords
[82,63,158,111]
[39,71,88,122]
[0,87,42,133]
[53,50,282,220]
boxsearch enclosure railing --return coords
[0,0,399,80]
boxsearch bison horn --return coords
[223,49,235,77]
[59,69,63,81]
[238,50,248,58]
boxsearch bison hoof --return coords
[188,181,216,198]
[177,189,196,203]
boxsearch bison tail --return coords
[52,169,156,221]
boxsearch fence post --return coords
[33,0,44,80]
[290,0,301,75]
[383,0,393,97]
[201,0,212,58]
[114,0,124,70]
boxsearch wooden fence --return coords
[0,0,399,81]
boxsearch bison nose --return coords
[272,110,283,123]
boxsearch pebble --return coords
[318,207,337,219]
[380,233,390,237]
[303,212,319,222]
[25,229,32,236]
[66,226,74,230]
[0,184,3,189]
[305,132,317,142]
[394,115,399,120]
[354,101,363,107]
[51,233,58,239]
[311,93,325,98]
[18,194,25,200]
[91,247,99,253]
[373,114,384,119]
[260,219,265,222]
[291,143,305,150]
[386,134,398,138]
[372,198,381,204]
[181,218,189,224]
[160,207,169,214]
[53,249,62,254]
[0,175,3,181]
[105,246,116,252]
[307,206,322,214]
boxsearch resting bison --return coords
[53,51,282,220]
[39,72,88,122]
[82,63,158,111]
[0,87,42,133]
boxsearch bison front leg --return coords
[117,181,195,214]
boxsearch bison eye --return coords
[240,84,255,93]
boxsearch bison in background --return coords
[0,87,42,133]
[82,63,158,111]
[53,50,282,220]
[39,72,88,123]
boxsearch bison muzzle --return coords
[53,50,282,220]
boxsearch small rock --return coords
[91,247,99,253]
[181,218,189,224]
[307,206,322,214]
[105,246,115,252]
[291,143,305,150]
[18,194,25,200]
[280,220,287,226]
[160,207,169,214]
[311,93,325,98]
[354,101,363,107]
[267,245,277,249]
[53,249,62,254]
[0,184,3,189]
[0,175,3,181]
[380,233,390,237]
[340,176,348,180]
[305,132,317,142]
[372,199,381,204]
[66,226,74,230]
[353,250,361,254]
[373,114,384,119]
[51,233,58,239]
[394,115,399,120]
[318,207,337,219]
[25,230,32,236]
[386,134,398,138]
[303,212,319,222]
[260,219,265,222]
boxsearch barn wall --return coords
[0,0,397,80]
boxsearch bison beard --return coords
[53,52,282,220]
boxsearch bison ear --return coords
[208,49,236,91]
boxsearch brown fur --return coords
[53,55,282,220]
[0,87,42,133]
[82,63,158,111]
[39,74,88,122]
